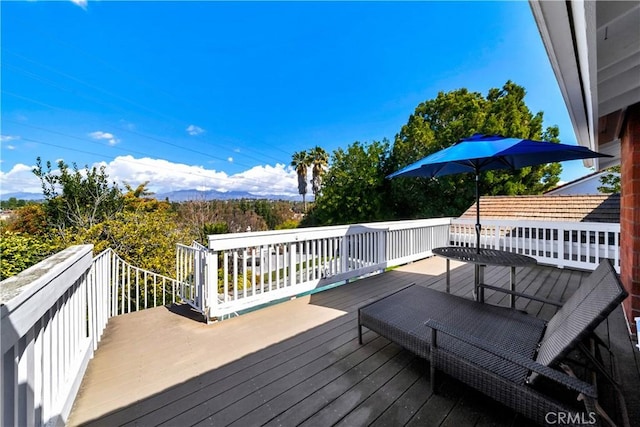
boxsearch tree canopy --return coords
[307,81,564,224]
[388,81,562,219]
[303,140,391,226]
[598,165,621,193]
[33,158,123,232]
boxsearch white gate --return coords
[176,241,210,316]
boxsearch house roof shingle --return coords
[460,194,620,223]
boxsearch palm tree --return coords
[291,150,310,212]
[309,146,329,198]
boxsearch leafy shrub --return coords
[0,232,62,280]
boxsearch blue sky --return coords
[1,1,594,198]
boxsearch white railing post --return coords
[289,244,297,287]
[206,250,218,320]
[341,235,348,274]
[558,226,566,265]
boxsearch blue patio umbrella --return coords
[388,133,611,252]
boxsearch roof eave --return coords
[529,0,598,168]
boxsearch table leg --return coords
[474,264,485,303]
[510,266,516,308]
[446,258,450,293]
[474,264,478,301]
[478,265,485,303]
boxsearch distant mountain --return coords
[0,192,43,201]
[154,189,303,202]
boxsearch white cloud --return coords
[104,156,299,196]
[0,156,301,199]
[89,131,119,146]
[186,125,205,136]
[0,135,18,150]
[1,135,20,143]
[70,0,87,10]
[233,163,299,196]
[227,157,234,163]
[0,163,43,196]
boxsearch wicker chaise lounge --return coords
[357,259,627,426]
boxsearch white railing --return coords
[106,250,180,315]
[450,218,621,272]
[176,242,208,314]
[204,218,451,319]
[1,246,94,427]
[0,246,182,426]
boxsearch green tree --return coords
[291,150,310,211]
[71,202,194,277]
[307,140,390,225]
[275,218,300,229]
[1,232,62,280]
[309,146,329,198]
[389,81,562,219]
[203,222,229,236]
[598,165,621,193]
[33,158,123,232]
[0,197,30,209]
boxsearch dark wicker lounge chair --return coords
[358,259,627,426]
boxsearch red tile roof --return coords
[460,194,620,223]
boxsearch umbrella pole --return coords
[475,173,481,254]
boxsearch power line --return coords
[2,46,298,164]
[2,61,295,168]
[2,90,291,178]
[3,118,298,193]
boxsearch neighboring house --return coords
[545,171,620,195]
[0,210,14,222]
[460,194,620,223]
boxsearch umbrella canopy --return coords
[388,133,611,251]
[388,134,610,179]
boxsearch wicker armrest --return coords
[425,319,597,398]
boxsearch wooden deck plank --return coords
[295,347,415,427]
[237,337,403,427]
[70,295,349,425]
[189,334,400,426]
[368,369,431,427]
[67,256,638,427]
[100,310,356,426]
[134,316,369,426]
[333,358,425,427]
[404,379,464,427]
[259,340,405,427]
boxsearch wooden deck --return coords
[68,257,639,427]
